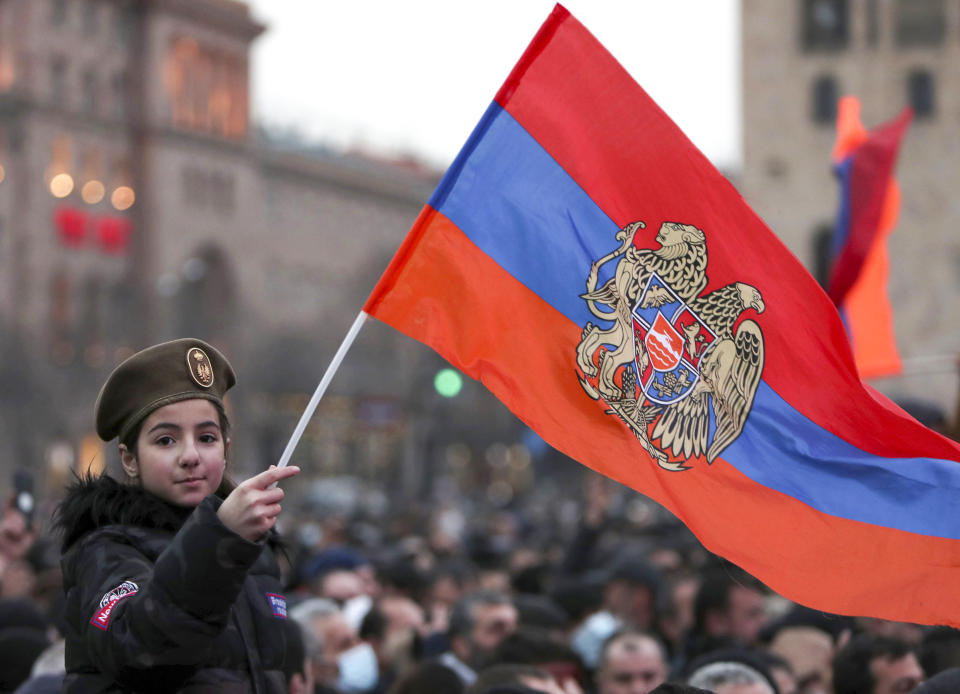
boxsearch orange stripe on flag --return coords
[845,180,903,379]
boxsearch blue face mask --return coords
[337,642,379,693]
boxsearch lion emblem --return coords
[576,220,766,471]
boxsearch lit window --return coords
[801,0,849,51]
[895,0,945,47]
[907,70,935,118]
[811,75,838,124]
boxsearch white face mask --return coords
[337,642,379,693]
[570,610,620,669]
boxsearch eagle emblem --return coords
[576,220,766,471]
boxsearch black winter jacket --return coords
[57,475,289,693]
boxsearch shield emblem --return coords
[632,272,717,405]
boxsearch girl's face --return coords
[120,399,227,507]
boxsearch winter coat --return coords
[57,475,289,693]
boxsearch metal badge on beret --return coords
[186,346,215,388]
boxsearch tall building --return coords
[0,0,519,498]
[741,0,959,414]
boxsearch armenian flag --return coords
[830,97,910,379]
[364,5,960,625]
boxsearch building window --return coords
[907,70,935,118]
[50,57,67,108]
[866,0,880,46]
[50,0,67,26]
[81,69,97,114]
[801,0,849,51]
[82,1,99,35]
[812,224,834,288]
[111,72,128,120]
[811,75,838,124]
[112,3,133,42]
[895,0,945,47]
[182,167,235,214]
[166,37,248,139]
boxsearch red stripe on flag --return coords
[366,208,960,626]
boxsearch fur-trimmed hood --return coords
[55,474,193,553]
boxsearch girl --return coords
[57,338,299,692]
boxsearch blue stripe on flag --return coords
[728,383,960,539]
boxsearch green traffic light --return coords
[434,368,463,397]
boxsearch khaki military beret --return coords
[95,338,236,442]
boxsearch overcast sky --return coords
[246,1,741,170]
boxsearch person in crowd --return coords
[833,634,924,694]
[687,661,775,694]
[0,493,36,601]
[686,565,769,662]
[684,648,781,694]
[594,630,669,694]
[386,660,464,694]
[467,664,566,694]
[356,596,426,693]
[913,667,960,694]
[917,628,960,679]
[441,590,518,686]
[513,594,569,640]
[754,652,796,694]
[656,571,699,662]
[55,338,300,692]
[0,625,51,693]
[489,626,587,693]
[282,618,315,694]
[601,557,662,633]
[290,597,359,693]
[649,685,714,694]
[563,556,661,672]
[767,626,834,694]
[11,638,65,694]
[855,619,924,647]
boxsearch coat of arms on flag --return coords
[576,220,766,471]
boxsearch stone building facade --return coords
[0,0,506,500]
[741,0,959,414]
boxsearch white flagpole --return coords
[275,310,369,469]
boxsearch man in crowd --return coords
[833,634,924,694]
[595,630,669,694]
[687,661,775,694]
[441,590,518,686]
[687,566,769,661]
[289,598,359,693]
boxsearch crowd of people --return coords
[0,338,958,694]
[3,465,960,694]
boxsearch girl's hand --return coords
[217,465,299,542]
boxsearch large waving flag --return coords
[830,97,910,379]
[364,5,960,625]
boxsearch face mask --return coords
[337,642,379,693]
[570,610,620,669]
[343,594,373,630]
